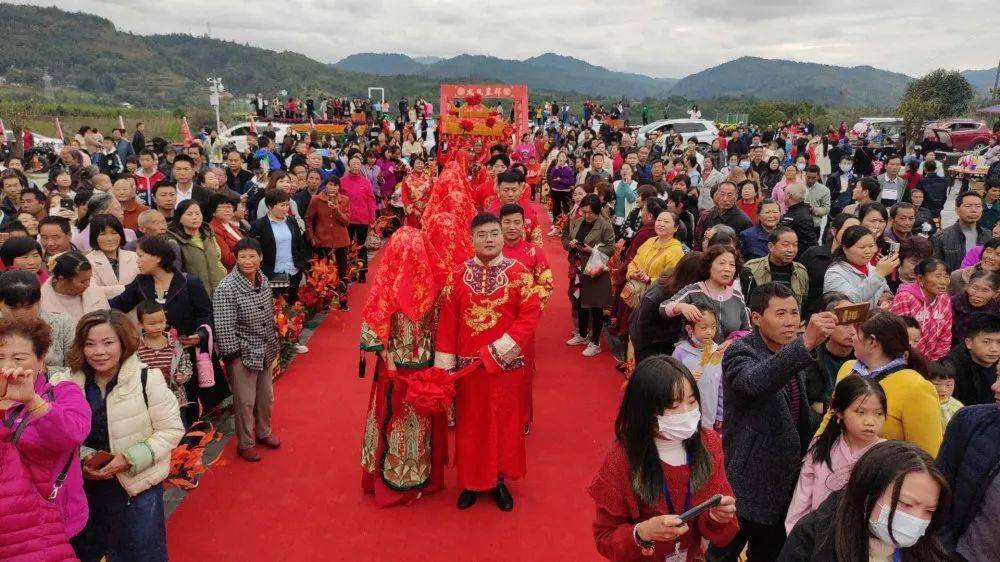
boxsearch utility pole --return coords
[42,68,53,100]
[993,57,1000,101]
[208,77,223,133]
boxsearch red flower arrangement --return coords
[485,116,497,128]
[448,106,459,117]
[459,119,475,132]
[297,258,343,318]
[273,297,306,375]
[165,407,224,490]
[488,109,501,117]
[464,93,483,106]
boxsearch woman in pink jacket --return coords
[889,258,953,360]
[340,153,377,283]
[0,315,91,561]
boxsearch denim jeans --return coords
[72,479,167,562]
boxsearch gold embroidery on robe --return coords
[382,405,432,489]
[360,391,379,473]
[463,293,509,335]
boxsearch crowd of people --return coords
[2,96,1000,562]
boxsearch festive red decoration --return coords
[448,107,459,117]
[465,93,483,106]
[459,119,474,132]
[402,360,481,415]
[485,116,497,128]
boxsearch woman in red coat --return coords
[588,355,739,561]
[207,194,243,270]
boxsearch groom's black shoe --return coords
[457,490,478,510]
[492,482,514,512]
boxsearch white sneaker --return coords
[582,343,602,357]
[295,344,310,353]
[566,333,588,346]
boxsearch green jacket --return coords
[168,227,228,296]
[743,257,809,308]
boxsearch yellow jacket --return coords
[815,360,943,456]
[626,237,684,281]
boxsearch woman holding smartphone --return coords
[52,310,183,562]
[588,355,738,560]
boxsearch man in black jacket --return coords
[693,181,752,247]
[826,154,855,215]
[249,188,309,304]
[946,313,1000,406]
[779,183,818,258]
[933,191,990,271]
[706,283,838,562]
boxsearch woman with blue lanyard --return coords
[588,355,738,560]
[779,440,950,561]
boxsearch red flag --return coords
[0,119,6,145]
[309,117,316,131]
[118,115,126,130]
[54,117,64,141]
[248,116,257,135]
[180,116,193,145]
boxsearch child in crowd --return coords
[902,316,921,348]
[784,375,887,532]
[927,361,963,429]
[135,299,193,425]
[876,290,893,311]
[671,304,723,430]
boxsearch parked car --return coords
[924,119,995,152]
[640,118,719,149]
[220,121,293,152]
[2,130,63,150]
[851,117,904,144]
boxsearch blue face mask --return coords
[738,161,751,171]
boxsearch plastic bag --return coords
[583,244,609,277]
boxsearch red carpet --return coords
[167,208,624,561]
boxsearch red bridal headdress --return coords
[359,227,439,345]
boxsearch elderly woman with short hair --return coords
[212,237,281,462]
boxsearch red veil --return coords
[421,212,473,286]
[359,227,439,346]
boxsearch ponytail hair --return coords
[809,375,887,470]
[857,310,930,378]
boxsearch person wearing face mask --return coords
[779,440,950,561]
[827,156,856,216]
[706,283,839,561]
[588,355,738,561]
[889,259,952,361]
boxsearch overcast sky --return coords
[15,0,1000,78]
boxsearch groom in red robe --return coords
[435,212,543,511]
[486,171,542,246]
[499,203,553,432]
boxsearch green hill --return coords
[670,56,912,107]
[961,68,997,94]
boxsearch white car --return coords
[639,119,719,148]
[3,131,64,151]
[220,122,292,152]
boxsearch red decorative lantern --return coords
[459,119,475,132]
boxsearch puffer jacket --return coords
[889,282,952,360]
[0,376,89,561]
[49,354,184,497]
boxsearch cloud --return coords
[11,0,1000,78]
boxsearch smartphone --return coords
[59,198,75,211]
[85,451,114,470]
[887,240,900,256]
[678,494,723,523]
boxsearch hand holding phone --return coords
[678,494,723,523]
[84,451,115,470]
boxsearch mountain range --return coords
[0,3,993,110]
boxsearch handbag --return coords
[620,279,649,309]
[365,230,382,251]
[196,324,216,388]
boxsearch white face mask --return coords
[796,162,807,171]
[868,503,931,548]
[840,163,853,173]
[656,408,701,441]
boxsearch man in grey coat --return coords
[706,283,838,562]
